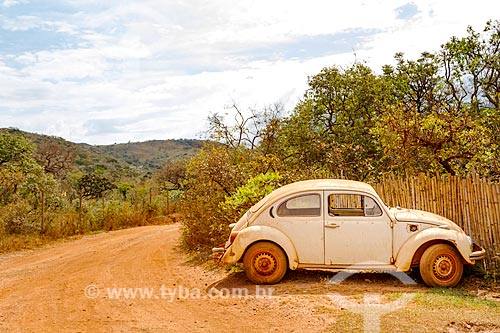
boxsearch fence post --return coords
[166,189,170,215]
[41,189,45,233]
[79,189,83,227]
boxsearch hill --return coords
[94,139,204,174]
[1,128,204,178]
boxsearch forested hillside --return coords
[96,139,203,176]
[1,128,202,177]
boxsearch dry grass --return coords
[0,212,180,254]
[0,233,54,253]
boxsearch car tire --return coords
[243,241,288,284]
[419,243,463,287]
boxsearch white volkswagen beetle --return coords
[213,179,486,287]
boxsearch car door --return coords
[272,191,324,264]
[324,191,393,265]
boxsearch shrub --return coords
[220,172,282,222]
[0,197,38,234]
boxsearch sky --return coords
[0,1,499,145]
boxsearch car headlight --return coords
[466,235,473,248]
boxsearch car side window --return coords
[329,194,382,217]
[364,196,382,216]
[277,194,321,217]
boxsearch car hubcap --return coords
[253,252,277,276]
[433,255,455,281]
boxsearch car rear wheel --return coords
[419,244,463,287]
[243,241,287,284]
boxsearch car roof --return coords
[274,179,376,195]
[259,179,379,206]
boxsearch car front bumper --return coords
[212,245,225,262]
[470,243,486,261]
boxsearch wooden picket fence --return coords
[371,173,500,275]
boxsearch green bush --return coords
[220,172,282,222]
[0,197,38,234]
[179,145,254,250]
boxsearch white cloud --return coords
[2,0,22,8]
[1,0,500,144]
[17,49,108,80]
[1,15,39,31]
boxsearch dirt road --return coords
[0,224,498,333]
[0,224,328,332]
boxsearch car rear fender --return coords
[221,225,299,269]
[394,228,472,271]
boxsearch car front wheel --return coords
[419,243,463,287]
[243,241,288,284]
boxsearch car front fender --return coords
[394,227,472,272]
[220,225,299,270]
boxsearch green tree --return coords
[0,131,35,168]
[180,145,247,249]
[438,20,500,177]
[0,132,48,204]
[440,20,500,111]
[180,102,287,249]
[33,137,76,179]
[154,159,187,190]
[77,173,116,199]
[0,132,55,233]
[277,62,385,180]
[373,23,499,176]
[117,182,132,200]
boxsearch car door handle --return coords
[325,222,340,229]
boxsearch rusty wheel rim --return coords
[253,252,277,276]
[433,254,456,281]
